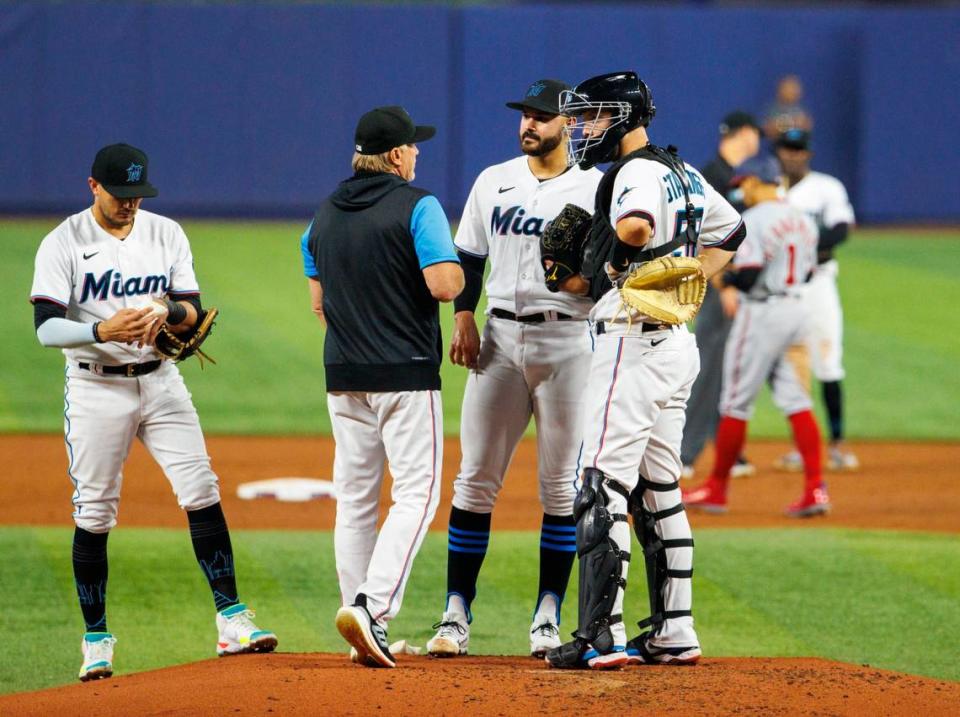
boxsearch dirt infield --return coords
[4,654,959,716]
[3,434,958,713]
[1,435,957,532]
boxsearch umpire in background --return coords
[300,106,464,668]
[681,111,760,478]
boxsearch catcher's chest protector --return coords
[582,145,693,303]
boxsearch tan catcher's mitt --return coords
[619,256,707,325]
[155,307,219,366]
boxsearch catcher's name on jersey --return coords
[593,156,742,323]
[30,207,200,365]
[456,155,602,319]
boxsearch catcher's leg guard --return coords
[627,473,697,660]
[546,468,630,669]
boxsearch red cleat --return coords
[785,484,831,518]
[682,480,728,514]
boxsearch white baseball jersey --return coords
[30,208,200,364]
[734,201,818,300]
[593,157,743,322]
[30,206,219,535]
[786,171,855,230]
[455,156,601,318]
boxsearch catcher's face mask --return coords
[560,90,633,170]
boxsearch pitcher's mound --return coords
[4,653,958,716]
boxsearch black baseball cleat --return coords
[545,638,629,670]
[336,593,396,668]
[625,632,701,665]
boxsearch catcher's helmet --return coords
[560,71,656,170]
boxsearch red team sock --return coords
[788,409,823,491]
[709,416,748,489]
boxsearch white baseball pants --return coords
[581,324,700,648]
[801,259,845,382]
[327,389,442,624]
[720,296,813,420]
[63,361,221,533]
[452,316,592,516]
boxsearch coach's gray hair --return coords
[351,150,396,174]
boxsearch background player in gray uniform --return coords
[773,129,858,472]
[683,155,830,517]
[681,111,761,480]
[30,144,276,682]
[544,72,743,670]
[427,80,601,659]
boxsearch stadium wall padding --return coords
[0,3,956,223]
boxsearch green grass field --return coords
[2,219,959,696]
[4,526,958,694]
[2,219,959,437]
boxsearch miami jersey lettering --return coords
[30,208,200,364]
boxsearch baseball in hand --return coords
[130,298,169,320]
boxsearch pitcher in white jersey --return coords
[543,72,743,671]
[426,80,601,660]
[29,144,276,683]
[773,129,859,472]
[682,155,831,518]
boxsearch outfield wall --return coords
[0,2,957,222]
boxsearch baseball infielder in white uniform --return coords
[544,72,743,670]
[682,155,830,518]
[30,144,276,683]
[774,129,858,472]
[427,80,601,659]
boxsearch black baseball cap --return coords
[730,154,783,186]
[354,106,436,155]
[506,79,570,116]
[719,110,759,136]
[91,143,158,198]
[775,128,812,151]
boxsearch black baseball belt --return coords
[490,308,575,323]
[78,360,163,377]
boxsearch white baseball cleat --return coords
[773,450,804,473]
[625,632,701,665]
[828,446,860,471]
[79,632,116,682]
[216,603,278,656]
[529,620,561,658]
[426,612,469,657]
[729,456,756,478]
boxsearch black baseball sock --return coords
[536,513,576,619]
[187,502,239,612]
[73,527,109,633]
[822,380,843,442]
[445,506,491,619]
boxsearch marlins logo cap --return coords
[91,143,159,198]
[505,78,570,116]
[354,106,436,155]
